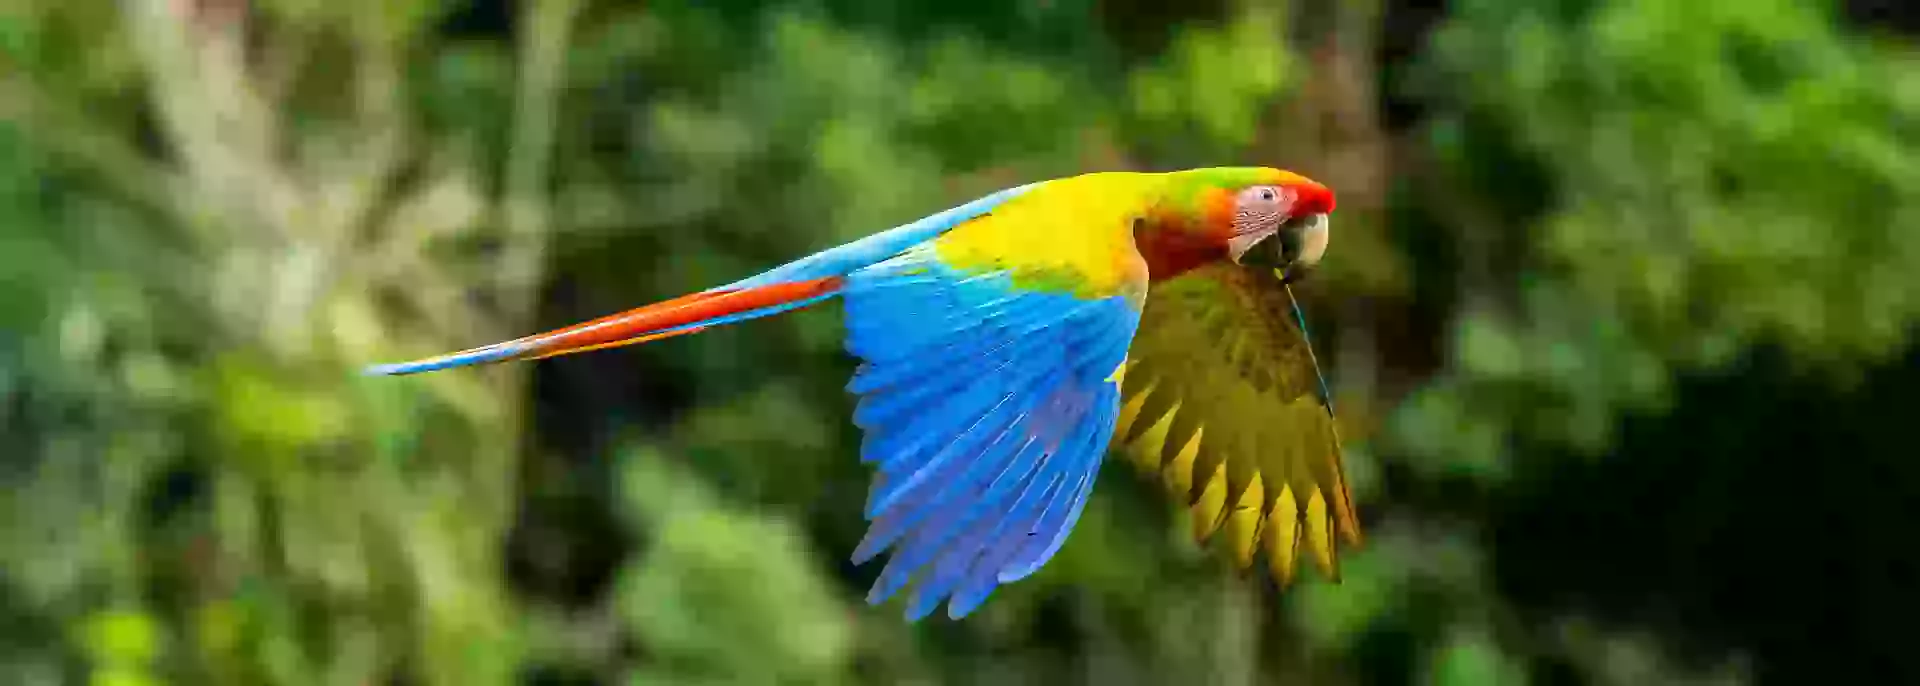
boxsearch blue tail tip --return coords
[361,363,410,377]
[359,343,526,377]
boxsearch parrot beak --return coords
[1279,213,1330,284]
[1226,230,1273,267]
[1230,213,1328,280]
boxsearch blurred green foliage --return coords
[1,0,1914,685]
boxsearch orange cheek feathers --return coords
[1200,188,1239,238]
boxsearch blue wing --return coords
[840,244,1141,620]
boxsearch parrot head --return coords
[1213,169,1335,285]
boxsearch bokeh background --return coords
[2,0,1916,684]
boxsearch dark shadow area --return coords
[1491,340,1920,684]
[1843,0,1920,35]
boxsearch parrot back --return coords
[923,172,1166,300]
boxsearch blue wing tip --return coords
[861,571,994,622]
[864,588,988,622]
[948,596,985,620]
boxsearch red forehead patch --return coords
[1290,181,1336,216]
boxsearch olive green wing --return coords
[1114,262,1362,586]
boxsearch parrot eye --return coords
[1226,185,1312,269]
[1232,185,1289,236]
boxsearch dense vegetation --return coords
[2,0,1913,684]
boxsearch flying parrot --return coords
[365,167,1361,620]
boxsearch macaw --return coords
[366,167,1362,620]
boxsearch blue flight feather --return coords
[913,425,1085,620]
[851,399,1034,561]
[851,320,1047,436]
[839,250,1139,619]
[997,392,1115,584]
[853,364,1070,556]
[866,368,1060,591]
[850,296,1105,434]
[879,437,1047,610]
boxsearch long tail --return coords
[362,182,1038,377]
[362,277,844,376]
